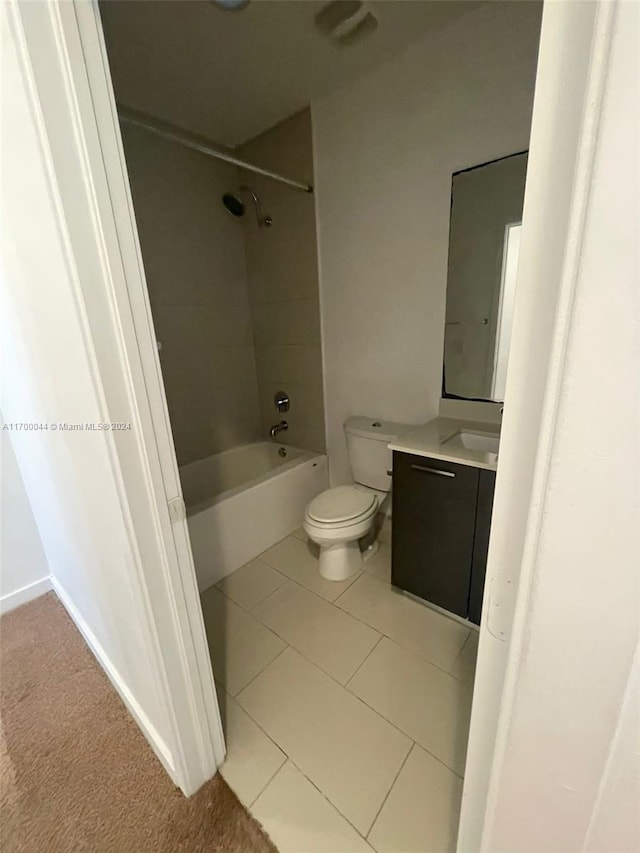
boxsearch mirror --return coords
[443,151,528,402]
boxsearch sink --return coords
[443,430,500,454]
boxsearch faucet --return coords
[269,420,288,437]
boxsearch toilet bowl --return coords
[304,417,409,582]
[303,485,379,580]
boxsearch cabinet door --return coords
[391,452,479,618]
[468,469,496,625]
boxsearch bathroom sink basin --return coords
[443,430,500,454]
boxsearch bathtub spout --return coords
[269,420,288,437]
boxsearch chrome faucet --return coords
[269,420,288,437]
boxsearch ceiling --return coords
[99,0,484,148]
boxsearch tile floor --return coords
[201,526,478,853]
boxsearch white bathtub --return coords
[181,442,328,591]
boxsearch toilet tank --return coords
[344,417,410,492]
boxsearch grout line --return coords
[246,592,380,689]
[246,575,291,615]
[212,543,469,780]
[285,757,374,841]
[448,631,472,677]
[237,673,464,842]
[331,561,366,599]
[225,699,356,836]
[214,540,469,686]
[345,671,467,781]
[233,623,466,786]
[221,688,286,762]
[219,690,288,810]
[247,752,288,809]
[242,563,289,612]
[213,564,376,690]
[218,568,288,612]
[344,634,384,688]
[230,692,291,759]
[228,629,436,790]
[365,741,415,840]
[330,571,472,679]
[335,605,470,682]
[280,570,361,609]
[254,540,364,608]
[232,643,289,699]
[228,642,465,832]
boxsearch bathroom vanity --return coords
[389,419,498,625]
[387,150,527,624]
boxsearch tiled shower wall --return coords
[122,123,261,466]
[122,109,325,466]
[239,109,326,453]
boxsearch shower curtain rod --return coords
[117,106,314,194]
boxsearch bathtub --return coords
[180,441,328,591]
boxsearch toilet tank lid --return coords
[344,416,411,443]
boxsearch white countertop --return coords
[388,417,500,471]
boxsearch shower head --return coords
[222,186,272,227]
[222,192,245,217]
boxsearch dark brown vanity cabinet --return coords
[391,451,495,624]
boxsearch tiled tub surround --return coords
[239,109,325,454]
[121,122,262,466]
[123,109,326,467]
[182,443,328,591]
[201,528,478,852]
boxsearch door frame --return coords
[458,1,617,848]
[6,0,225,795]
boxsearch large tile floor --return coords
[201,527,478,853]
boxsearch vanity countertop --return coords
[388,417,500,471]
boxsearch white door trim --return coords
[479,2,617,845]
[7,0,224,795]
[458,1,617,848]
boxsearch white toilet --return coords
[304,417,408,581]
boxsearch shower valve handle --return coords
[274,391,290,413]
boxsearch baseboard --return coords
[50,576,178,786]
[0,576,52,615]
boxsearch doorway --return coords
[93,2,543,849]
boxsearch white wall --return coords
[480,2,639,848]
[0,426,50,613]
[0,4,210,787]
[312,1,542,484]
[5,0,225,793]
[1,0,168,754]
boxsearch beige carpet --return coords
[0,593,277,853]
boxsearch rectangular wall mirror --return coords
[443,151,528,402]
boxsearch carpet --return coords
[0,593,277,853]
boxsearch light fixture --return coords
[211,0,249,10]
[314,1,378,46]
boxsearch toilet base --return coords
[362,540,379,563]
[318,540,362,581]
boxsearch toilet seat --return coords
[307,486,376,526]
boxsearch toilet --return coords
[304,417,408,581]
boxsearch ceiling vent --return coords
[314,1,378,46]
